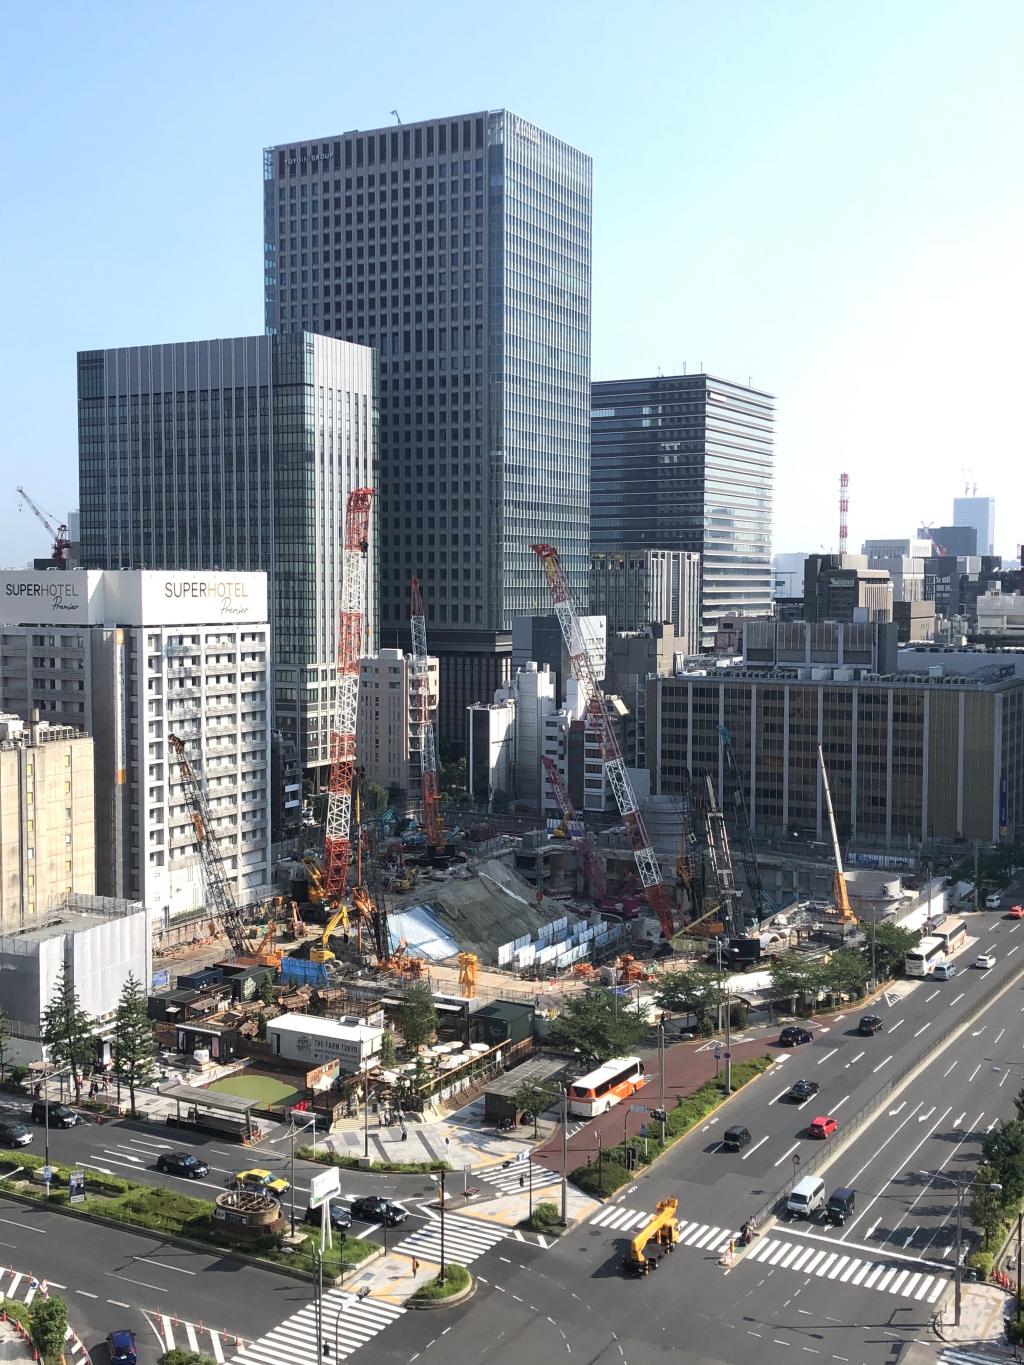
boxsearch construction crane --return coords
[541,755,607,901]
[817,744,856,922]
[409,577,444,853]
[323,488,374,902]
[16,486,71,567]
[674,767,706,922]
[716,724,777,925]
[532,544,676,943]
[168,733,251,959]
[703,772,743,938]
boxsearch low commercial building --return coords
[0,713,95,931]
[976,588,1024,637]
[743,618,897,673]
[803,555,893,624]
[893,600,935,643]
[589,549,700,649]
[470,999,537,1048]
[266,1012,384,1073]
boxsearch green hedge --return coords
[410,1263,471,1300]
[520,1199,563,1236]
[569,1055,773,1199]
[297,1145,449,1174]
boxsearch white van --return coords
[787,1175,825,1219]
[933,961,958,980]
[985,893,1002,909]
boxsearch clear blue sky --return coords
[1,0,1021,566]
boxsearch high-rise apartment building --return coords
[954,496,996,557]
[263,112,592,742]
[591,374,773,645]
[357,648,439,792]
[77,333,376,773]
[0,570,271,918]
[0,713,95,931]
[589,549,700,649]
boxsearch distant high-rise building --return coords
[589,549,700,650]
[591,374,774,645]
[263,112,593,742]
[954,496,995,556]
[803,554,893,624]
[76,333,375,774]
[922,525,978,557]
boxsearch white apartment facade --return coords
[0,570,271,919]
[357,649,439,792]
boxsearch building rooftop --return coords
[0,893,144,946]
[267,1012,382,1041]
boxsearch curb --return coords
[406,1275,477,1310]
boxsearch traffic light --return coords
[650,1108,667,1123]
[625,1146,638,1171]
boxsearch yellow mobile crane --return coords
[622,1197,680,1275]
[817,744,856,923]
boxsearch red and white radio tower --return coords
[838,472,850,555]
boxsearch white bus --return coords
[568,1056,645,1117]
[905,935,946,977]
[933,918,968,955]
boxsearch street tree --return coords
[1015,1083,1024,1125]
[970,1162,1006,1248]
[380,1030,397,1068]
[818,949,869,1003]
[0,1006,10,1082]
[40,964,95,1103]
[548,987,646,1067]
[982,1119,1024,1209]
[113,972,157,1115]
[654,967,723,1035]
[259,973,275,1006]
[29,1294,68,1362]
[865,923,921,982]
[398,982,439,1051]
[769,953,825,1009]
[510,1078,559,1135]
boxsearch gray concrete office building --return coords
[590,548,700,650]
[591,374,773,645]
[954,496,996,557]
[77,333,376,774]
[263,111,592,742]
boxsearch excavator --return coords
[622,1197,680,1276]
[309,902,351,964]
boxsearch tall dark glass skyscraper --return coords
[264,111,592,742]
[591,374,773,644]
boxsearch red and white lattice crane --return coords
[531,543,676,942]
[541,755,607,901]
[409,576,444,852]
[322,488,374,901]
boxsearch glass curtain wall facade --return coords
[263,111,591,743]
[77,333,377,772]
[591,374,773,645]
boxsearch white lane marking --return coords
[844,1052,865,1069]
[872,1055,894,1074]
[943,1060,959,1077]
[954,1112,966,1127]
[843,1104,951,1239]
[109,1273,166,1292]
[832,1094,851,1112]
[888,1102,906,1116]
[889,1019,904,1032]
[925,990,939,1002]
[75,1290,98,1299]
[995,1028,1007,1045]
[775,1142,802,1168]
[918,1106,936,1123]
[1000,1071,1012,1087]
[914,1022,932,1037]
[969,1064,981,1081]
[134,1256,196,1276]
[743,1136,770,1160]
[816,1049,838,1065]
[0,1217,45,1234]
[107,1300,130,1309]
[948,993,965,1007]
[1009,945,1020,956]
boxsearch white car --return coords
[975,953,996,969]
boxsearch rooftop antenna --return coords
[391,109,402,124]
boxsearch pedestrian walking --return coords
[412,1258,420,1276]
[401,1125,408,1141]
[519,1173,525,1189]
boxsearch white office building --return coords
[357,648,439,792]
[0,570,271,919]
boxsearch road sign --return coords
[629,1103,648,1113]
[69,1170,85,1204]
[41,1165,52,1185]
[714,1046,722,1058]
[308,1166,341,1211]
[640,1123,649,1138]
[724,1051,732,1059]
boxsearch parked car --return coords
[0,1119,32,1147]
[305,1201,353,1230]
[157,1152,210,1179]
[106,1330,138,1365]
[787,1078,820,1103]
[350,1195,408,1226]
[975,953,996,969]
[30,1101,77,1128]
[721,1125,752,1152]
[858,1015,884,1036]
[778,1026,813,1047]
[808,1115,838,1140]
[234,1167,290,1195]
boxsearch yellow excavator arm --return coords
[624,1198,680,1275]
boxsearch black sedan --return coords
[787,1078,820,1102]
[858,1014,884,1036]
[778,1026,813,1047]
[350,1195,408,1226]
[305,1200,353,1230]
[156,1152,210,1179]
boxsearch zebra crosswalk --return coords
[937,1351,1010,1365]
[0,1266,88,1360]
[392,1211,510,1266]
[147,1313,248,1364]
[744,1235,949,1304]
[589,1205,739,1252]
[231,1289,404,1364]
[477,1161,562,1196]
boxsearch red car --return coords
[1007,906,1024,920]
[808,1115,838,1140]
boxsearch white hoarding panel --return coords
[309,1166,341,1210]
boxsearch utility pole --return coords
[560,1085,569,1225]
[658,1022,666,1143]
[974,840,980,914]
[724,977,733,1095]
[439,1167,447,1284]
[955,1178,964,1327]
[1017,1208,1022,1314]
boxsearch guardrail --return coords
[750,962,1024,1228]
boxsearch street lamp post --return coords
[657,1023,666,1144]
[560,1085,568,1226]
[922,1168,1001,1326]
[42,1063,73,1183]
[269,1114,317,1238]
[439,1166,447,1284]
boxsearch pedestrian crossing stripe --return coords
[938,1352,1011,1365]
[744,1236,948,1302]
[148,1313,247,1364]
[392,1212,509,1266]
[0,1265,89,1358]
[477,1163,562,1195]
[230,1289,404,1364]
[589,1206,739,1252]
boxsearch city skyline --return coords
[1,2,1021,569]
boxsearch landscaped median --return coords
[408,1262,473,1307]
[570,1055,775,1198]
[297,1145,450,1174]
[0,1148,376,1280]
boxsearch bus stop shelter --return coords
[162,1084,260,1141]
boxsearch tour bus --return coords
[568,1056,645,1117]
[932,918,968,956]
[905,935,946,977]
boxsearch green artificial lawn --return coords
[205,1072,305,1106]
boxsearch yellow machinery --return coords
[817,744,856,923]
[301,856,327,906]
[623,1197,680,1275]
[457,952,478,996]
[310,903,351,964]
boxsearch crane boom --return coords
[168,733,250,958]
[531,543,675,942]
[817,744,855,921]
[704,772,743,938]
[541,755,607,900]
[409,577,444,851]
[323,488,374,901]
[16,485,71,567]
[716,724,777,924]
